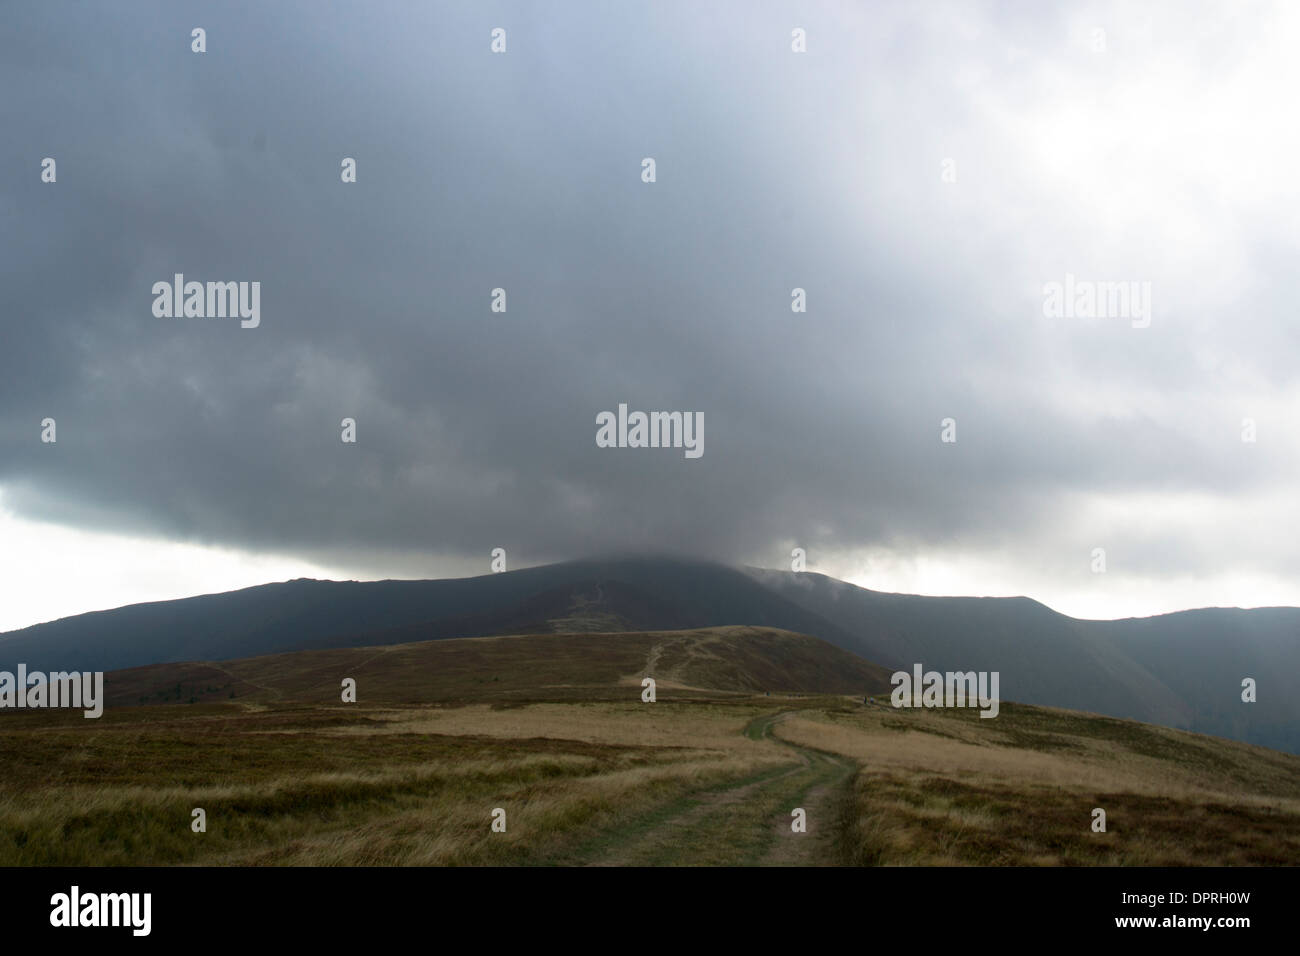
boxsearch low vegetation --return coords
[2,628,1296,865]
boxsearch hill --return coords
[1,556,1296,752]
[749,567,1300,754]
[102,625,897,708]
[0,558,858,673]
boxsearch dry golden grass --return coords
[5,628,1297,866]
[0,697,797,866]
[778,701,1300,865]
[329,700,786,753]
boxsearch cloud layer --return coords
[3,0,1299,623]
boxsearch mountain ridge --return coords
[1,556,1295,753]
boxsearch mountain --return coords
[1,556,1296,752]
[0,558,857,671]
[749,567,1300,754]
[101,626,897,709]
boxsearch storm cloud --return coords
[3,0,1299,621]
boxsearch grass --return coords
[2,626,1297,866]
[775,701,1300,865]
[0,695,804,866]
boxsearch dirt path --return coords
[577,710,856,866]
[641,634,689,680]
[760,742,854,865]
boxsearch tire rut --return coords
[579,710,856,866]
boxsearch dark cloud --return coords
[2,1,1297,591]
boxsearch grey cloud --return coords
[2,1,1297,586]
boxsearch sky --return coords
[3,0,1299,632]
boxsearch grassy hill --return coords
[3,557,1296,754]
[103,626,897,707]
[1,626,1296,867]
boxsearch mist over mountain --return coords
[0,556,1294,753]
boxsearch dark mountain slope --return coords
[748,567,1300,754]
[2,556,1296,752]
[0,557,858,673]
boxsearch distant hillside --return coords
[1,556,1296,753]
[102,626,897,708]
[749,567,1300,755]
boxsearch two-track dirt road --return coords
[578,710,856,866]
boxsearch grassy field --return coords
[780,700,1300,865]
[2,627,1297,866]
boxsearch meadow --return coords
[2,627,1296,866]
